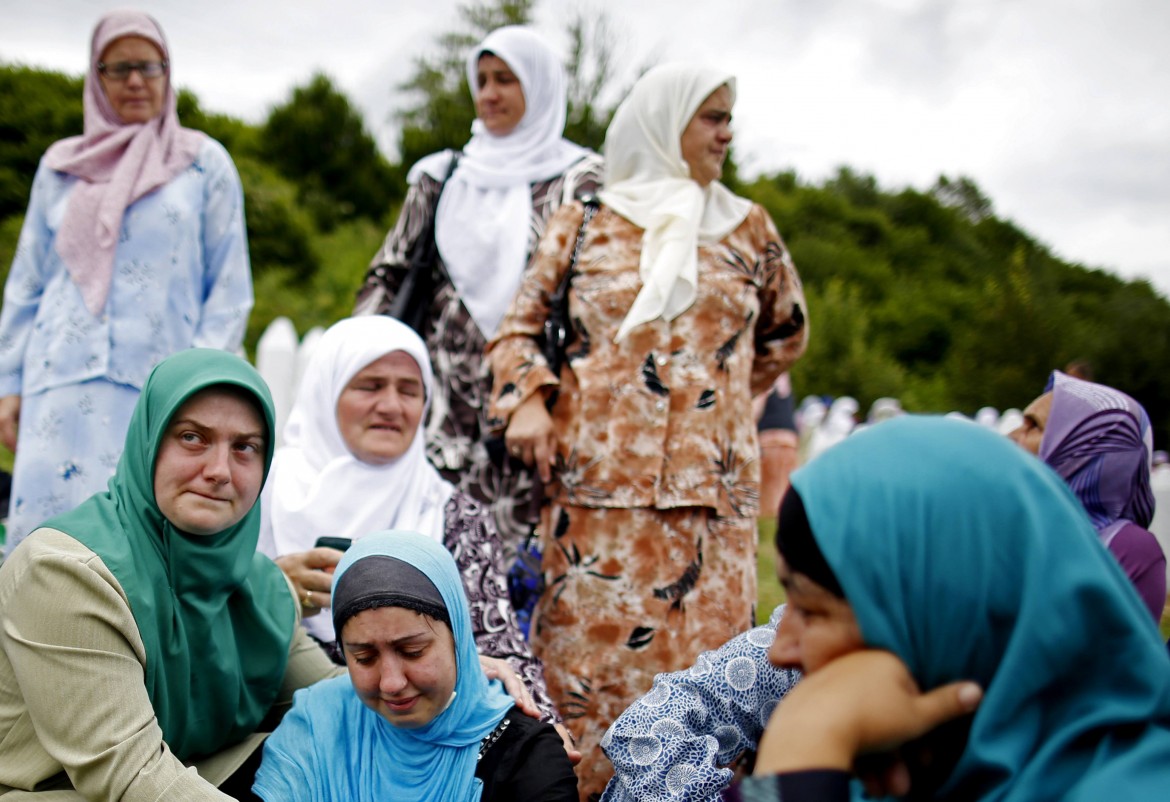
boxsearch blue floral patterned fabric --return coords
[600,605,799,802]
[0,138,252,555]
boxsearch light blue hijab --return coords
[791,416,1170,801]
[253,531,513,801]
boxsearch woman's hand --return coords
[479,655,540,716]
[504,392,556,483]
[0,394,21,451]
[754,649,982,784]
[477,655,583,764]
[275,547,345,617]
[553,722,584,766]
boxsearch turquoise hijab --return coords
[255,530,513,801]
[791,416,1170,800]
[46,349,293,760]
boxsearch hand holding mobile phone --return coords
[314,536,353,552]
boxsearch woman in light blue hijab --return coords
[734,416,1170,801]
[252,531,577,801]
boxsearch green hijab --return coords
[46,349,294,760]
[791,416,1170,800]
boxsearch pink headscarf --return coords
[44,10,204,316]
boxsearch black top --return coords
[475,707,578,801]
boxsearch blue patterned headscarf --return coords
[253,531,513,801]
[791,416,1170,800]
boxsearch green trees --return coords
[0,66,83,220]
[742,168,1170,445]
[2,30,1169,448]
[261,73,400,230]
[396,0,534,168]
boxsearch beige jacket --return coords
[0,528,341,800]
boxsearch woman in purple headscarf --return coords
[1010,371,1166,620]
[0,10,253,559]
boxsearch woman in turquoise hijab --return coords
[730,416,1170,801]
[0,349,340,799]
[253,530,578,801]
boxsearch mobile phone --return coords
[314,536,353,552]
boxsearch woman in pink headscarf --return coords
[0,10,253,559]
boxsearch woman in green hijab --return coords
[0,349,340,800]
[732,416,1170,801]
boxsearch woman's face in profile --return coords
[680,84,734,187]
[335,351,426,465]
[98,35,167,124]
[475,53,526,136]
[342,606,458,729]
[1008,392,1052,456]
[768,552,864,674]
[153,388,267,536]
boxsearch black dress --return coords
[476,707,578,801]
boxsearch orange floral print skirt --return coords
[532,502,757,801]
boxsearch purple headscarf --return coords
[1039,371,1156,544]
[44,10,204,316]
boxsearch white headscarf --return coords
[420,25,588,339]
[599,64,753,341]
[258,317,453,641]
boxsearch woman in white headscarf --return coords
[355,26,601,562]
[487,64,809,798]
[256,316,563,728]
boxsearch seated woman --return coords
[252,530,579,800]
[257,316,561,725]
[731,416,1170,800]
[0,349,340,799]
[1010,370,1165,620]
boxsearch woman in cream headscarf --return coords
[355,26,601,562]
[488,64,809,797]
[0,10,252,559]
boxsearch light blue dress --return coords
[0,137,252,556]
[600,605,799,802]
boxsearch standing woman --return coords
[489,64,809,797]
[0,10,252,558]
[355,25,601,560]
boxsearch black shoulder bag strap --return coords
[388,150,462,334]
[543,195,600,380]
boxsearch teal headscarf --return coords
[46,349,294,760]
[791,416,1170,800]
[253,530,514,801]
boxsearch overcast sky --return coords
[3,0,1168,297]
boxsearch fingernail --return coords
[958,683,983,709]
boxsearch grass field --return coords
[756,517,785,624]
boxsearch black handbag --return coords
[387,150,461,334]
[542,196,600,379]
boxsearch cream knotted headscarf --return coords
[599,64,752,341]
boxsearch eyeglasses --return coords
[97,60,168,81]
